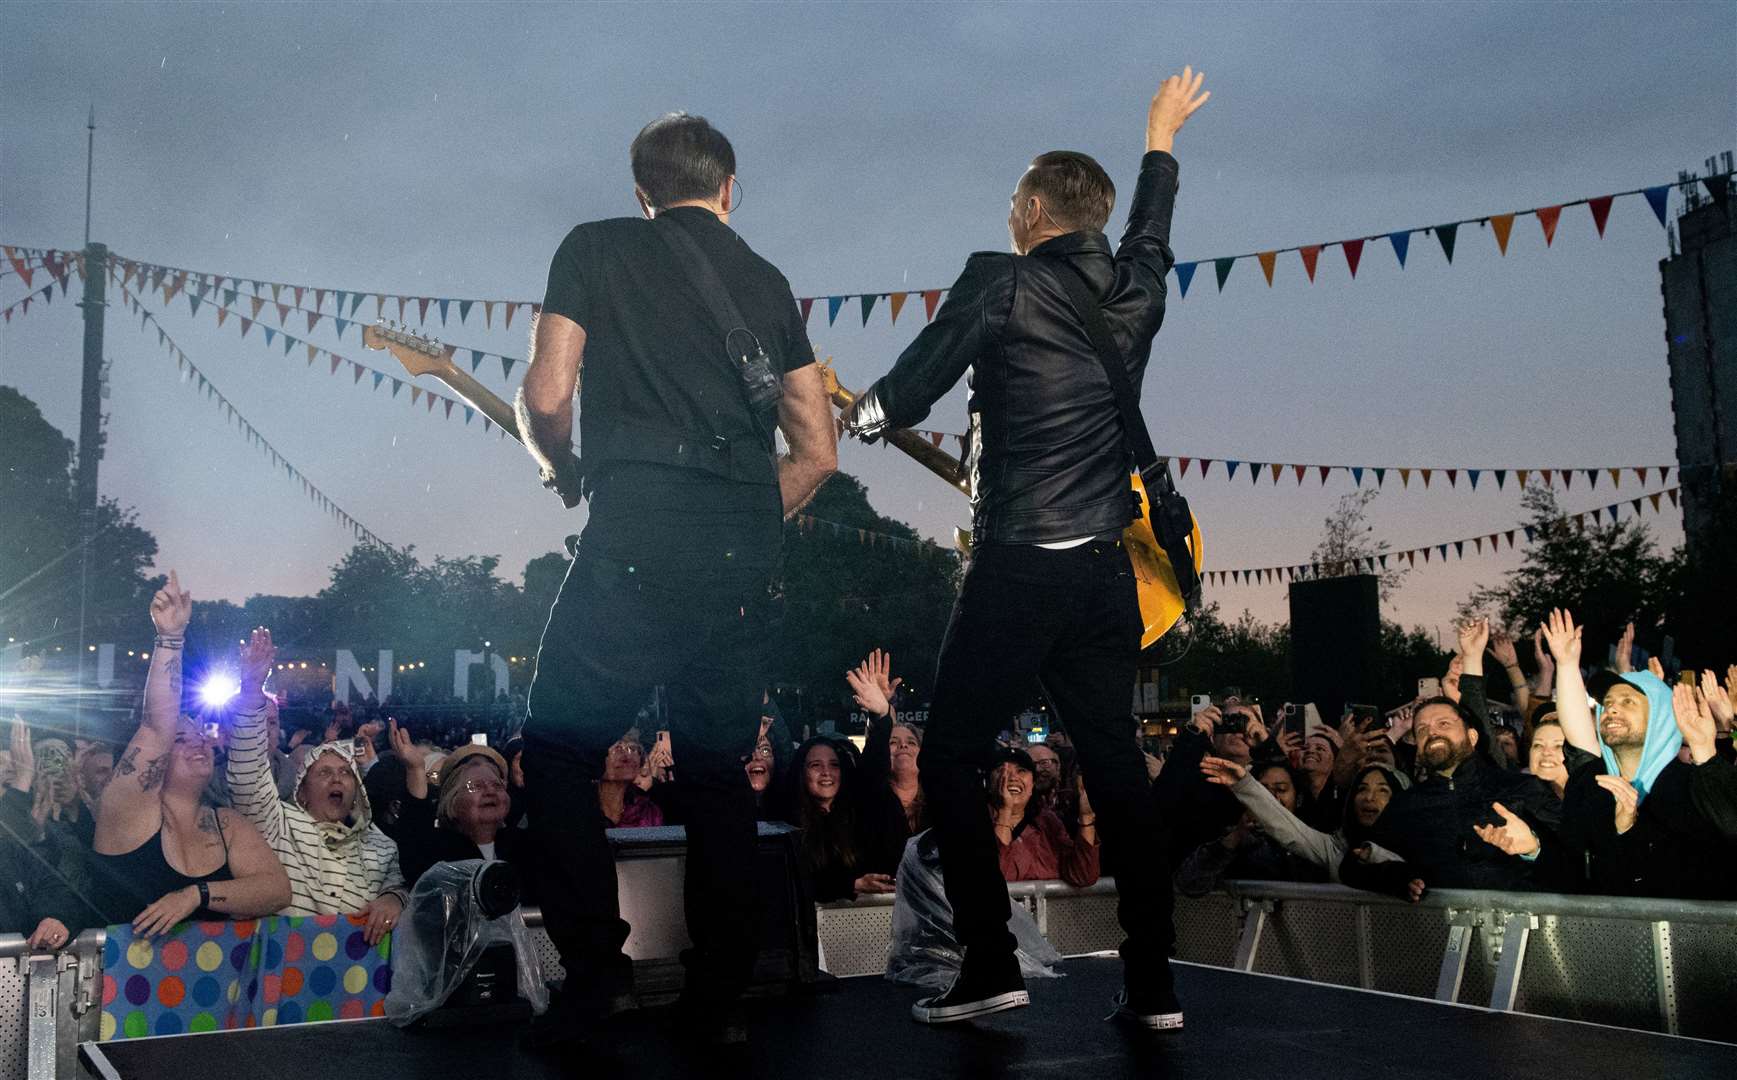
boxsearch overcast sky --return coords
[3,1,1733,645]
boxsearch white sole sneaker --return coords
[910,988,1031,1024]
[1109,992,1184,1031]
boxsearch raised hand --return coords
[388,719,428,798]
[844,665,891,719]
[1192,704,1222,737]
[1457,617,1491,663]
[1146,66,1210,154]
[1473,801,1541,857]
[1539,609,1583,668]
[1442,656,1463,703]
[1614,621,1636,674]
[1594,774,1640,834]
[1675,680,1718,765]
[865,648,901,700]
[1646,656,1665,680]
[1198,755,1247,787]
[8,722,33,793]
[237,628,275,694]
[149,569,193,638]
[1710,670,1737,733]
[1490,632,1520,672]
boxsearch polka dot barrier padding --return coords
[100,916,393,1040]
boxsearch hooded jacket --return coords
[227,702,405,915]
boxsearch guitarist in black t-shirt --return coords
[515,112,836,1051]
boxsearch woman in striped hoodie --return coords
[225,627,407,944]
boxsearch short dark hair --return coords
[630,112,736,209]
[1415,696,1476,730]
[1018,151,1116,233]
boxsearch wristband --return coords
[1077,817,1097,827]
[197,881,211,909]
[153,635,185,649]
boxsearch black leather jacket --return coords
[850,151,1179,545]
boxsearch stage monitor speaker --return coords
[604,822,820,1002]
[1289,574,1381,720]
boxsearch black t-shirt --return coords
[541,207,815,559]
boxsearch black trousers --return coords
[921,537,1175,996]
[523,527,777,1008]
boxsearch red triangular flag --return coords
[1293,464,1306,484]
[1342,238,1365,279]
[1588,195,1614,237]
[1536,206,1562,247]
[922,290,942,320]
[889,293,908,324]
[1318,465,1332,485]
[799,297,815,323]
[1299,245,1322,282]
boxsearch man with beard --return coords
[1338,696,1556,899]
[1026,743,1064,814]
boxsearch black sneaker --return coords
[910,952,1029,1024]
[1108,988,1184,1031]
[521,986,637,1054]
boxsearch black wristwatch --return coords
[197,881,211,910]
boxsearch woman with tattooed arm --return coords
[89,572,290,935]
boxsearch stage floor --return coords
[82,957,1729,1080]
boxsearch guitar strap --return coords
[649,216,780,458]
[1052,262,1202,615]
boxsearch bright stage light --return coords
[199,675,241,708]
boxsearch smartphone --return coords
[1678,671,1697,689]
[1418,678,1443,699]
[352,736,369,754]
[1276,703,1302,737]
[1190,694,1212,717]
[1348,704,1386,732]
[202,721,222,741]
[470,733,489,746]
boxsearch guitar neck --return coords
[827,385,970,496]
[427,362,523,444]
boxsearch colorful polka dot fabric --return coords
[100,916,394,1040]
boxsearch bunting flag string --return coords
[873,429,1672,494]
[1204,487,1681,588]
[66,170,1732,332]
[119,289,389,547]
[107,264,506,440]
[789,514,952,557]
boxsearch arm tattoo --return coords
[117,746,141,777]
[139,754,170,792]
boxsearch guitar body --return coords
[954,471,1202,649]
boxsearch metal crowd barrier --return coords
[815,879,1737,1044]
[4,881,1732,1077]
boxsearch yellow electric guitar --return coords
[817,359,1202,647]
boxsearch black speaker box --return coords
[1289,574,1381,720]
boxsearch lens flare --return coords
[199,675,240,708]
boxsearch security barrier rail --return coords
[4,881,1733,1077]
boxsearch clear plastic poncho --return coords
[384,859,550,1026]
[885,830,1064,989]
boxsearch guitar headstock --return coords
[363,321,451,379]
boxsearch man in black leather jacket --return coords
[845,68,1209,1032]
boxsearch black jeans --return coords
[921,537,1175,997]
[523,521,778,1008]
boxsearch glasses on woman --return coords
[463,777,507,796]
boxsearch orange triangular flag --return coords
[1491,214,1516,254]
[1420,468,1433,489]
[1398,467,1411,488]
[889,292,908,324]
[411,387,423,406]
[922,290,943,320]
[1257,251,1277,286]
[215,306,229,328]
[1634,467,1649,486]
[1539,468,1553,486]
[1270,463,1283,483]
[1649,493,1662,512]
[1300,245,1322,282]
[484,301,495,329]
[1608,468,1622,489]
[1536,206,1562,246]
[1516,469,1530,488]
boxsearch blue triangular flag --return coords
[501,356,517,380]
[438,298,451,324]
[462,405,474,424]
[1435,223,1459,263]
[459,300,473,324]
[1524,525,1537,542]
[223,288,238,307]
[349,292,365,317]
[1350,467,1364,487]
[1225,460,1241,480]
[827,296,845,325]
[263,327,275,346]
[1468,469,1481,490]
[1388,231,1411,267]
[1175,262,1198,298]
[371,371,385,390]
[1214,257,1235,292]
[470,349,485,373]
[860,294,878,325]
[284,334,295,356]
[1643,185,1670,227]
[1373,467,1386,486]
[334,318,348,339]
[1494,469,1507,490]
[188,293,201,317]
[335,290,347,314]
[1454,541,1464,558]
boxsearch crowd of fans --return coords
[3,573,1737,1002]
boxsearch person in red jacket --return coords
[988,747,1099,888]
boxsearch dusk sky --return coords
[4,1,1733,644]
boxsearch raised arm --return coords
[775,362,838,518]
[1204,757,1339,872]
[224,629,287,845]
[1541,609,1598,755]
[94,572,190,854]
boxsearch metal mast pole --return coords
[74,107,107,733]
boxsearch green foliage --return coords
[0,386,163,650]
[1461,484,1674,649]
[771,474,961,722]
